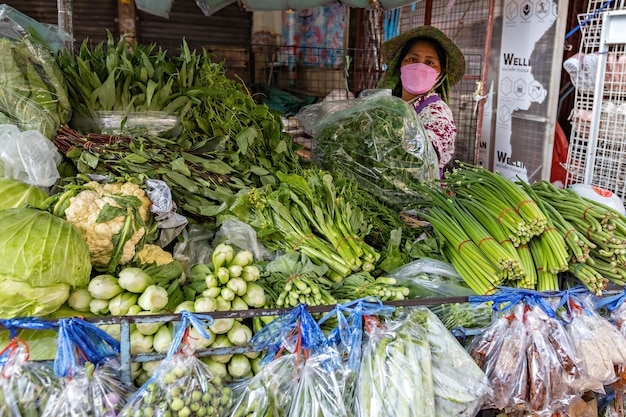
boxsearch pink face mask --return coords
[400,63,440,95]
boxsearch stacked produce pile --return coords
[54,35,303,224]
[468,288,626,416]
[415,163,626,295]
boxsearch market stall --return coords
[2,3,626,417]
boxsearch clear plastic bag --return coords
[226,354,299,417]
[473,306,527,410]
[0,124,62,187]
[297,89,439,208]
[386,257,475,298]
[213,218,273,261]
[41,318,131,417]
[412,308,491,417]
[288,351,349,417]
[0,9,70,138]
[71,110,181,137]
[121,311,231,417]
[0,337,62,417]
[355,314,435,417]
[42,360,131,417]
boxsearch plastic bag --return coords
[297,89,439,208]
[42,318,130,417]
[412,308,491,417]
[565,294,624,391]
[226,354,299,417]
[173,224,215,271]
[471,305,527,409]
[355,313,435,417]
[249,304,348,417]
[121,311,231,417]
[0,124,62,187]
[145,178,188,247]
[0,9,70,138]
[0,323,62,417]
[386,257,475,298]
[71,110,181,137]
[213,218,273,261]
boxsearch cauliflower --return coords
[64,181,153,271]
[136,244,174,266]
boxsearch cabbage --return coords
[0,208,92,318]
[0,177,48,209]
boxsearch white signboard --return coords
[493,0,557,181]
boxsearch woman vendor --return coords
[377,26,466,173]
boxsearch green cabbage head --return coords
[0,208,92,318]
[0,177,48,210]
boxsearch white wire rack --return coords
[564,2,626,199]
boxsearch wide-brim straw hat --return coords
[377,26,466,90]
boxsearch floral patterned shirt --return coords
[412,92,457,169]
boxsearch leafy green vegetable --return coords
[304,90,438,209]
[0,177,48,209]
[0,35,69,138]
[0,208,91,318]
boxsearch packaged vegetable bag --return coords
[297,89,439,208]
[0,318,61,417]
[235,304,348,417]
[120,311,231,417]
[41,317,132,417]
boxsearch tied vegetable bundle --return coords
[297,89,439,209]
[413,163,621,295]
[0,21,70,139]
[227,169,381,281]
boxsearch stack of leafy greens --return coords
[0,18,70,138]
[54,36,304,223]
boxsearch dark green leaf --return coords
[96,203,127,223]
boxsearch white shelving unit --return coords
[564,3,626,198]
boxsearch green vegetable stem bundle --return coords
[259,252,336,308]
[302,90,439,209]
[228,169,381,280]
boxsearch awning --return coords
[135,0,422,17]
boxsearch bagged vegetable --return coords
[0,319,62,417]
[356,313,435,417]
[412,308,491,417]
[249,304,348,417]
[42,317,131,417]
[297,89,439,208]
[227,354,299,417]
[468,303,527,409]
[121,311,232,417]
[563,289,626,392]
[0,7,70,138]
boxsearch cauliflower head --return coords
[64,181,153,271]
[136,244,174,266]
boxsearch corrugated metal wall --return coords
[137,0,251,50]
[6,0,118,46]
[137,0,252,83]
